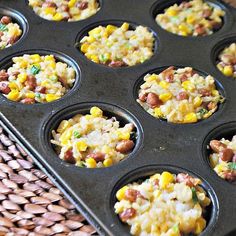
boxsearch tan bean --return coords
[0,16,12,24]
[138,93,147,102]
[146,92,162,108]
[119,208,136,222]
[209,140,227,153]
[0,70,9,81]
[176,91,188,101]
[25,75,37,91]
[124,189,140,202]
[116,140,134,153]
[64,149,76,164]
[78,1,89,10]
[176,173,194,187]
[0,82,10,94]
[219,148,234,162]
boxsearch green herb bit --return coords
[35,93,41,99]
[50,75,58,82]
[99,54,108,63]
[172,223,179,233]
[30,65,41,75]
[191,187,198,204]
[0,23,8,32]
[228,162,236,170]
[73,131,81,139]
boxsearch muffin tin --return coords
[0,0,236,235]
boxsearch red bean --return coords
[138,93,147,102]
[42,2,57,8]
[124,189,140,202]
[207,102,216,111]
[0,82,10,94]
[116,140,134,154]
[25,75,36,91]
[108,61,126,67]
[87,152,105,162]
[176,173,194,187]
[202,9,212,18]
[35,86,46,94]
[146,93,162,108]
[224,171,236,182]
[209,140,227,153]
[1,16,12,25]
[195,25,206,36]
[63,149,75,164]
[61,4,69,12]
[78,2,89,10]
[219,148,234,162]
[198,88,211,97]
[176,91,188,101]
[20,98,35,104]
[179,74,188,82]
[119,208,136,222]
[0,70,9,81]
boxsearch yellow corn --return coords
[117,131,130,140]
[85,158,97,168]
[45,94,60,102]
[7,90,20,101]
[146,74,158,82]
[53,13,64,21]
[159,80,169,89]
[182,80,195,92]
[223,65,233,77]
[159,93,172,102]
[57,120,71,133]
[19,60,28,69]
[116,186,129,201]
[88,27,101,36]
[194,218,206,234]
[106,25,117,35]
[9,82,19,90]
[76,141,88,152]
[186,15,196,24]
[41,80,50,87]
[217,63,223,72]
[212,89,219,96]
[44,7,56,15]
[48,61,56,69]
[90,106,103,117]
[166,8,178,16]
[102,145,112,154]
[121,22,129,31]
[60,129,73,145]
[193,96,202,108]
[103,158,113,167]
[159,171,174,189]
[25,92,35,99]
[30,54,41,63]
[68,0,76,7]
[90,55,99,63]
[17,73,27,83]
[178,102,189,113]
[178,24,190,35]
[81,43,89,53]
[154,107,163,118]
[45,55,55,62]
[183,112,197,123]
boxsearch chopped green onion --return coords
[0,23,8,32]
[35,93,41,99]
[172,223,179,233]
[73,131,81,138]
[30,65,41,75]
[191,187,198,204]
[228,162,236,170]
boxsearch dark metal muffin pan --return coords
[0,1,236,235]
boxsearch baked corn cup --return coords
[51,107,136,168]
[156,0,225,36]
[79,22,154,67]
[137,66,224,123]
[0,54,75,104]
[114,171,211,235]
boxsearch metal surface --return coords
[0,0,236,235]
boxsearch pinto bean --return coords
[21,98,35,104]
[146,93,162,108]
[1,16,12,25]
[176,173,195,187]
[61,4,69,12]
[119,208,136,222]
[219,148,234,162]
[87,152,105,162]
[176,91,188,101]
[78,1,89,10]
[195,25,206,35]
[25,75,36,91]
[138,93,147,102]
[0,70,9,81]
[0,82,10,94]
[124,189,140,202]
[63,149,75,164]
[116,140,134,153]
[209,140,227,153]
[108,60,126,67]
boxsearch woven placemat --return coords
[0,126,97,236]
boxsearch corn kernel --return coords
[186,15,196,24]
[90,55,99,63]
[217,63,223,72]
[159,80,169,89]
[116,186,129,201]
[166,8,178,16]
[60,129,72,145]
[44,7,56,15]
[178,24,190,35]
[48,61,56,69]
[30,54,41,63]
[17,73,27,83]
[7,90,20,101]
[223,65,233,77]
[106,25,117,35]
[45,55,55,62]
[85,158,97,168]
[103,158,113,167]
[146,74,158,82]
[19,60,28,69]
[182,80,195,92]
[159,93,172,102]
[53,13,64,21]
[117,131,130,140]
[183,112,197,123]
[68,0,76,7]
[88,27,102,36]
[9,82,19,90]
[193,96,202,108]
[57,120,71,133]
[45,94,60,102]
[81,43,89,53]
[159,171,174,189]
[178,102,189,113]
[194,218,206,234]
[90,106,103,117]
[41,80,50,87]
[154,107,163,118]
[121,22,129,31]
[76,141,88,152]
[212,89,219,96]
[25,92,35,99]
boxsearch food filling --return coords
[137,66,224,123]
[51,107,136,167]
[79,22,154,67]
[114,171,211,235]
